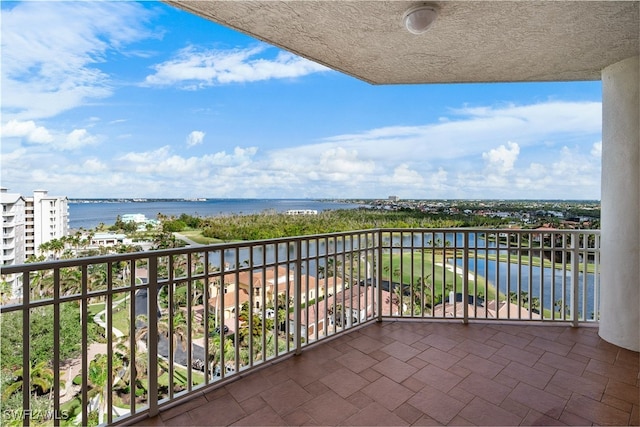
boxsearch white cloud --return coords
[1,1,154,120]
[66,129,99,150]
[317,101,601,164]
[1,120,54,143]
[116,145,258,178]
[1,119,100,150]
[187,131,205,147]
[482,141,520,174]
[144,45,330,88]
[1,98,602,199]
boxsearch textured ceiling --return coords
[165,1,639,85]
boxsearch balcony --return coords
[1,228,637,426]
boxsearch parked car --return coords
[213,325,229,335]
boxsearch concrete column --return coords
[599,56,639,352]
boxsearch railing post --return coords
[571,234,580,327]
[21,271,30,427]
[463,232,469,324]
[376,231,383,322]
[294,240,302,355]
[147,256,159,417]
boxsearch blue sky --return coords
[1,1,603,200]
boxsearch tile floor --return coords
[135,321,639,426]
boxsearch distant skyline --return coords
[1,1,602,200]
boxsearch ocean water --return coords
[68,199,362,230]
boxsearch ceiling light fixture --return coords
[403,4,439,34]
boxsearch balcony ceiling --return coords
[164,1,639,84]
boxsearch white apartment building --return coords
[24,190,69,258]
[1,188,69,297]
[1,189,26,266]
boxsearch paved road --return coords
[173,233,201,246]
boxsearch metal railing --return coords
[0,228,599,426]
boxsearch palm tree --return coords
[207,334,235,378]
[88,353,123,425]
[1,361,55,402]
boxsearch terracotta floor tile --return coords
[412,414,445,425]
[407,385,466,425]
[407,355,429,370]
[343,402,408,426]
[417,346,462,369]
[457,372,512,405]
[188,393,246,426]
[454,353,504,379]
[394,401,426,424]
[419,332,460,352]
[258,379,312,415]
[380,341,422,361]
[615,348,640,370]
[528,336,572,356]
[401,376,426,393]
[600,393,634,413]
[604,379,640,405]
[587,358,638,385]
[448,415,476,425]
[386,327,425,346]
[498,396,531,418]
[348,334,386,354]
[158,394,208,421]
[453,337,498,359]
[537,351,587,376]
[413,363,464,393]
[334,348,378,373]
[303,379,330,397]
[447,384,476,404]
[280,357,326,387]
[358,367,383,383]
[570,341,618,364]
[318,367,370,399]
[521,409,567,425]
[509,382,568,419]
[454,324,498,343]
[131,322,639,426]
[361,376,414,411]
[371,356,416,383]
[225,371,274,402]
[345,390,375,409]
[457,396,523,426]
[548,369,606,400]
[280,409,315,426]
[494,343,542,367]
[631,404,639,426]
[231,405,285,426]
[558,409,592,426]
[301,390,359,425]
[564,393,631,425]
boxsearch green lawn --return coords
[377,251,501,302]
[88,297,131,337]
[177,230,225,245]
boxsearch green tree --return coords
[1,303,85,369]
[1,360,54,402]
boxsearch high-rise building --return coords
[0,188,69,297]
[24,190,69,258]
